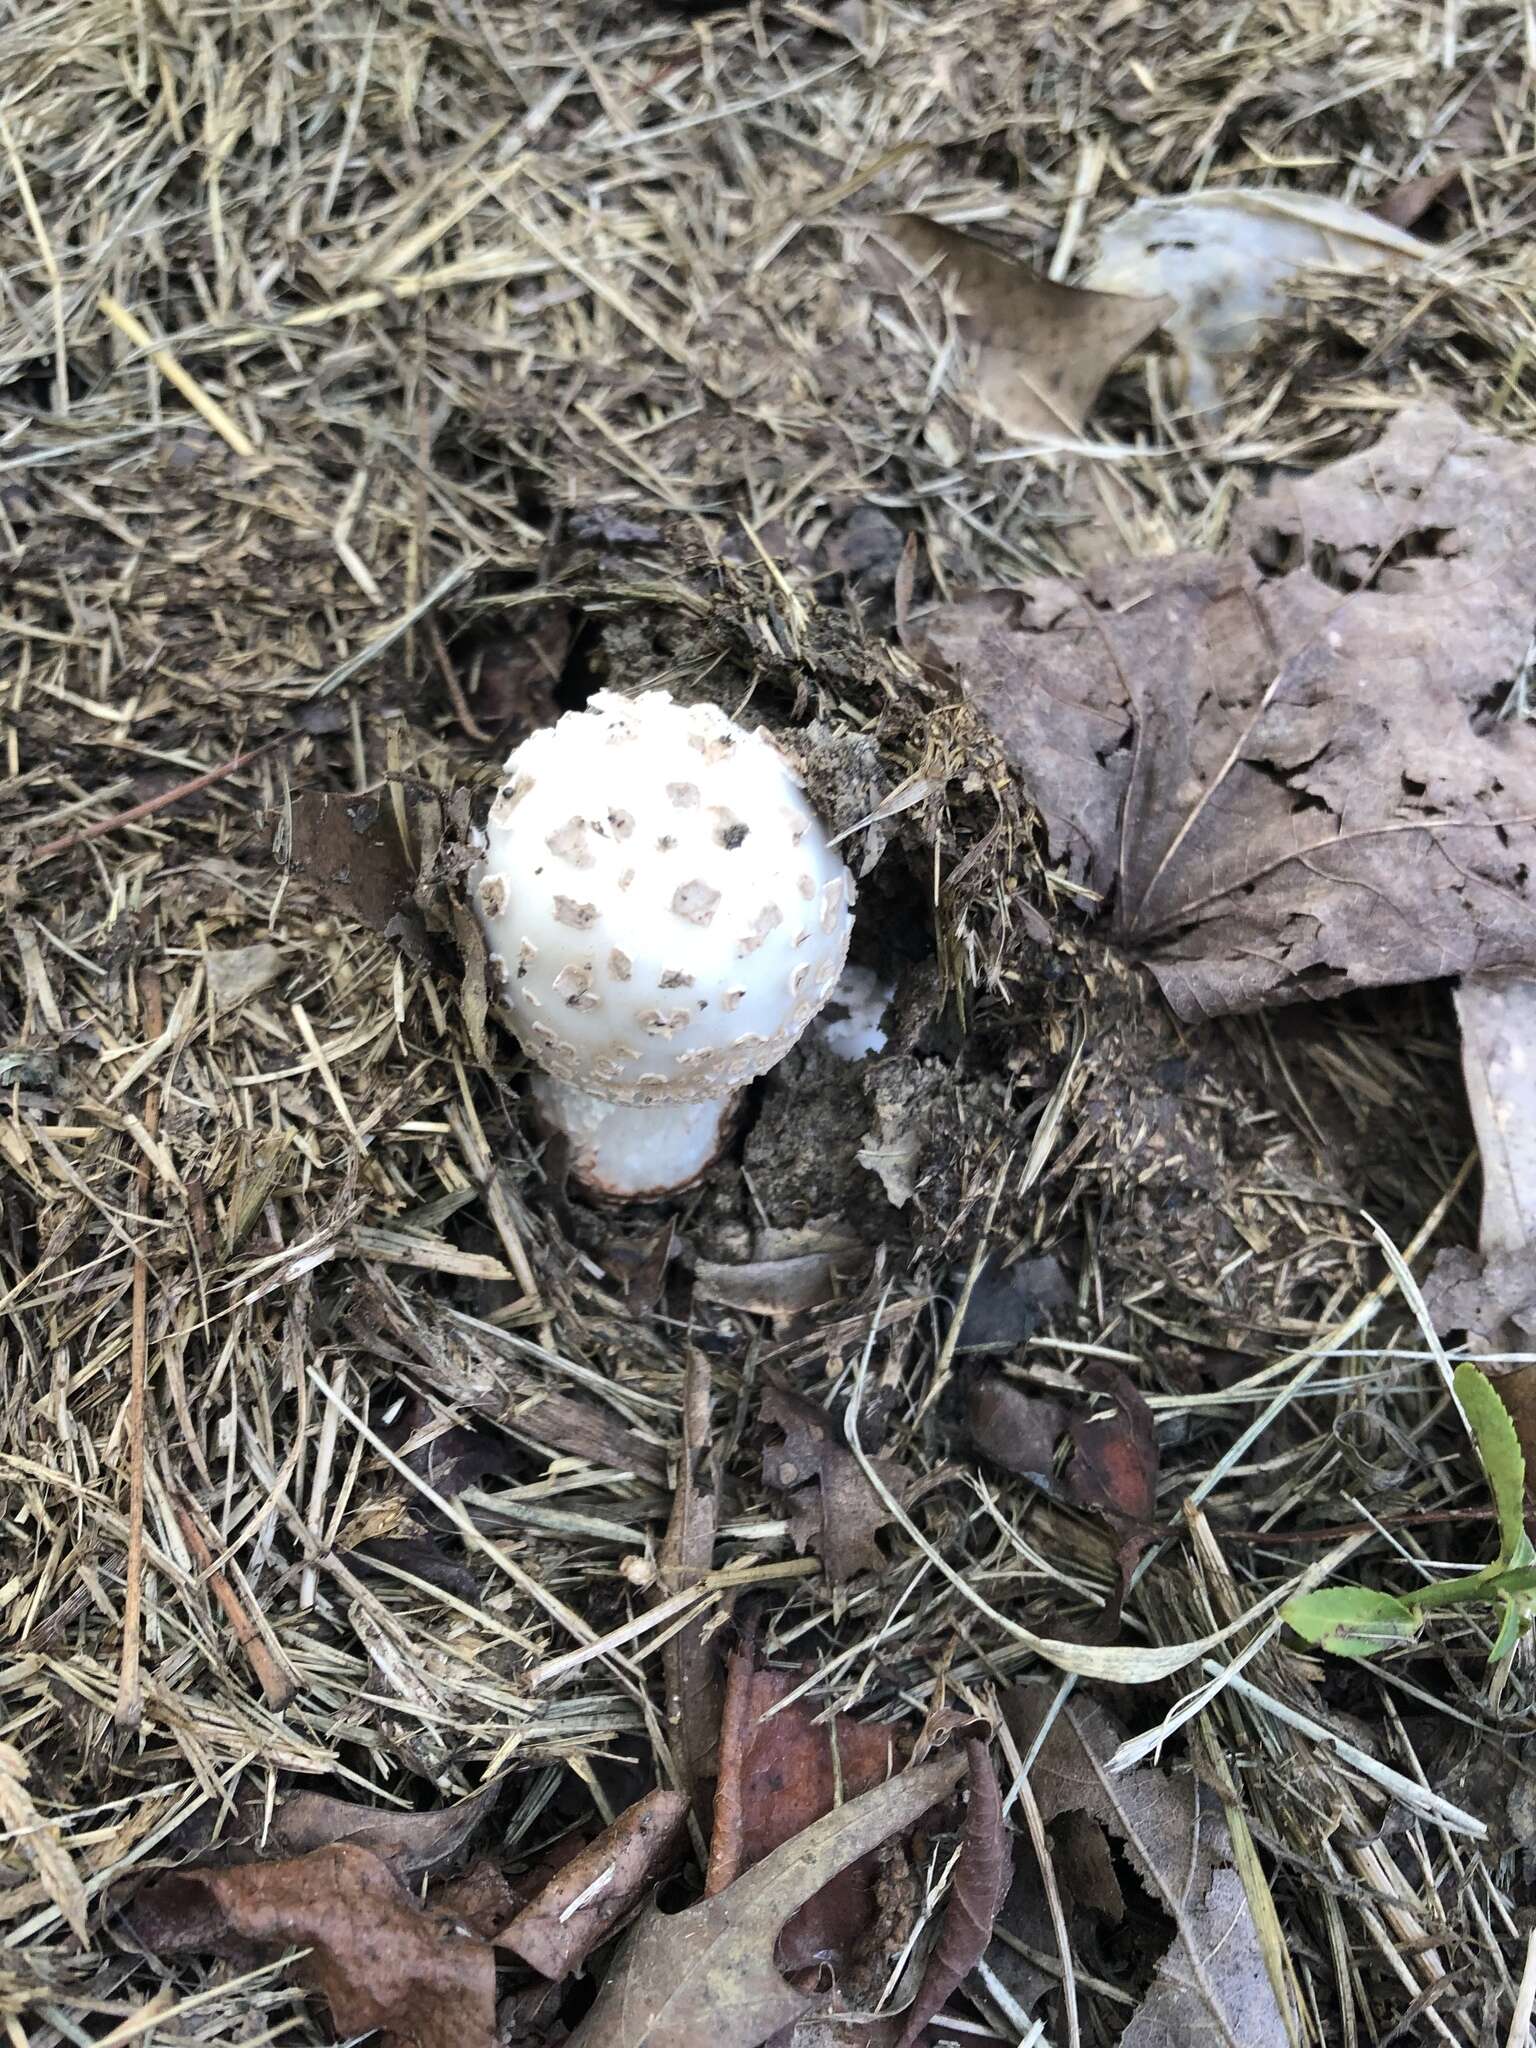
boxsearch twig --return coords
[114,970,163,1730]
[19,739,281,870]
[1224,1507,1501,1546]
[99,293,258,457]
[428,612,493,743]
[172,1492,298,1710]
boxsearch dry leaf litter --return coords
[4,5,1536,2047]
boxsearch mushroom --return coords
[474,689,856,1198]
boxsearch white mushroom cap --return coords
[475,689,855,1109]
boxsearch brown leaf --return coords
[284,786,438,959]
[919,581,1132,897]
[1003,1693,1289,2047]
[128,1843,496,2048]
[878,215,1171,443]
[967,1366,1157,1592]
[1373,161,1466,231]
[499,1790,690,1980]
[708,1650,907,1974]
[1070,1364,1157,1535]
[472,605,570,735]
[566,1754,966,2048]
[894,1740,1011,2048]
[1055,1808,1124,1922]
[928,405,1536,1017]
[761,1383,910,1584]
[266,1779,500,1876]
[965,1378,1068,1486]
[430,1858,526,1941]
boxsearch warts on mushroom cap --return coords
[471,688,855,1136]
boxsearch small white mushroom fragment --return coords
[473,688,856,1197]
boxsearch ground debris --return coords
[2,6,1530,2046]
[761,1383,912,1585]
[1003,1693,1291,2047]
[928,404,1536,1018]
[568,1755,964,2048]
[706,1646,911,1978]
[874,215,1171,445]
[127,1845,498,2048]
[893,1738,1010,2048]
[497,1789,689,1980]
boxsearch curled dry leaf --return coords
[925,405,1536,1019]
[566,1753,966,2048]
[1084,187,1431,414]
[1426,978,1536,1345]
[498,1789,690,1980]
[708,1649,906,1974]
[692,1250,851,1317]
[1003,1692,1290,2048]
[762,1382,911,1584]
[127,1843,496,2048]
[875,214,1172,444]
[894,1739,1012,2048]
[266,1776,501,1876]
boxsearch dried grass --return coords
[4,3,1536,2044]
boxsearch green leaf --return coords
[1281,1587,1421,1659]
[1454,1363,1527,1567]
[1482,1563,1536,1598]
[1490,1596,1523,1665]
[1408,1568,1500,1611]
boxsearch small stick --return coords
[19,739,280,870]
[99,293,257,458]
[114,969,163,1730]
[1223,1506,1501,1546]
[172,1492,297,1710]
[427,613,492,744]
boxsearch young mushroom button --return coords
[473,688,856,1198]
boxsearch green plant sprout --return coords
[1282,1365,1536,1663]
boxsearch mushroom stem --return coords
[530,1074,737,1200]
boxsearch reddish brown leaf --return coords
[761,1383,910,1584]
[967,1366,1158,1594]
[567,1754,966,2048]
[128,1844,496,2048]
[1069,1364,1157,1534]
[498,1790,690,1981]
[894,1739,1012,2048]
[709,1647,907,1974]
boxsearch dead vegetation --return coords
[4,3,1536,2045]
